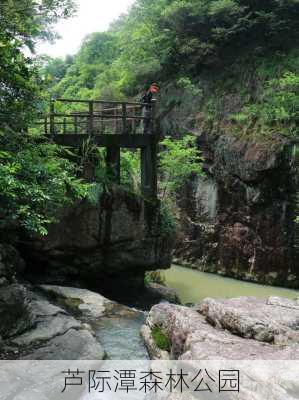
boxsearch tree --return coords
[0,0,76,129]
[0,0,91,238]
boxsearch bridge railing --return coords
[35,98,156,136]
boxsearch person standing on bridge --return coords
[140,83,159,134]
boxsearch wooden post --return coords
[122,103,127,134]
[88,101,94,135]
[141,139,157,199]
[74,115,78,134]
[132,106,136,134]
[114,107,117,134]
[63,117,67,134]
[106,146,120,184]
[101,104,104,134]
[151,101,156,135]
[50,100,55,136]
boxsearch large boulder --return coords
[0,284,33,339]
[1,288,105,360]
[143,296,299,360]
[145,282,181,304]
[0,244,25,286]
[0,244,32,342]
[197,296,299,344]
[22,187,173,294]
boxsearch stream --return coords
[93,265,299,360]
[93,312,149,360]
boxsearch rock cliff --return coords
[175,135,298,287]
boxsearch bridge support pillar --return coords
[141,140,157,200]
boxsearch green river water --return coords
[95,265,299,360]
[164,265,299,304]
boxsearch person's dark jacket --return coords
[140,91,153,105]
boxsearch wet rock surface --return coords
[143,296,299,360]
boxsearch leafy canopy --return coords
[0,0,76,129]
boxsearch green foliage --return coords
[0,0,76,129]
[42,0,299,141]
[160,201,177,236]
[157,135,203,237]
[159,135,203,199]
[0,131,89,236]
[120,150,140,193]
[151,326,171,352]
[144,270,166,286]
[231,70,299,136]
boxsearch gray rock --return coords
[12,314,81,346]
[268,296,299,310]
[0,244,25,282]
[30,299,66,318]
[22,328,104,360]
[39,285,111,319]
[0,284,33,339]
[4,288,106,360]
[146,282,181,304]
[197,296,299,344]
[144,301,299,360]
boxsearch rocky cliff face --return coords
[175,135,298,288]
[21,186,173,297]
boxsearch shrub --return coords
[151,326,171,352]
[159,135,204,200]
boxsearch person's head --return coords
[149,83,159,94]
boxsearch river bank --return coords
[1,263,299,366]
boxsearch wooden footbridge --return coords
[38,98,158,199]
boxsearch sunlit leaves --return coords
[0,130,89,235]
[159,135,203,199]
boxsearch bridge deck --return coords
[48,133,156,148]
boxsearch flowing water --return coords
[164,265,299,304]
[92,311,149,360]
